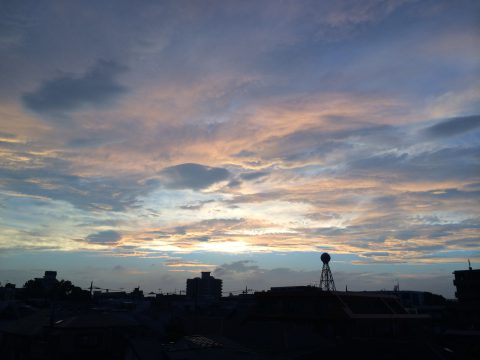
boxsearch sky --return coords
[0,0,479,298]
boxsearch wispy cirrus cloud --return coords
[423,114,480,138]
[0,0,479,298]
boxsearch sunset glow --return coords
[1,0,479,297]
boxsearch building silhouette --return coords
[453,265,480,302]
[35,271,57,290]
[451,262,480,332]
[2,267,475,359]
[186,272,222,302]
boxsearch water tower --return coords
[320,252,336,291]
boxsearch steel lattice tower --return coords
[320,252,336,291]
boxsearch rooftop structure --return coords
[33,270,58,290]
[259,287,412,317]
[453,263,480,302]
[43,271,57,281]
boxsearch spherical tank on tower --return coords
[321,252,331,264]
[319,252,336,291]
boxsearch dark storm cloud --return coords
[22,60,127,117]
[85,230,121,244]
[424,115,480,138]
[159,163,230,190]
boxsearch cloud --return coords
[227,179,242,188]
[346,146,480,182]
[233,150,256,158]
[112,265,126,272]
[0,2,33,50]
[0,137,166,212]
[0,132,17,140]
[22,59,127,118]
[179,199,214,210]
[191,236,210,242]
[174,226,187,235]
[213,260,260,277]
[255,123,397,163]
[424,114,480,138]
[164,259,215,269]
[0,161,154,212]
[66,129,123,148]
[159,163,230,190]
[85,230,121,245]
[240,171,269,181]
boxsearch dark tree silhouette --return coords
[23,278,89,301]
[23,278,47,298]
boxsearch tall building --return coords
[453,266,480,302]
[186,272,222,301]
[452,263,480,330]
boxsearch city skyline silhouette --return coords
[2,2,479,357]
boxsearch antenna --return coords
[319,253,336,291]
[393,279,400,292]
